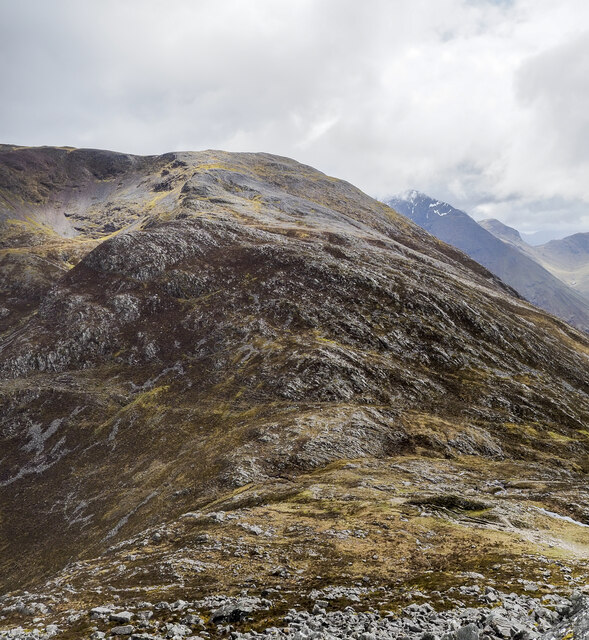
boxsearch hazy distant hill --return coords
[533,234,589,299]
[481,219,589,303]
[479,218,527,248]
[387,191,589,333]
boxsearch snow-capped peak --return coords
[428,201,451,216]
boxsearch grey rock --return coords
[136,611,154,621]
[211,597,263,624]
[238,523,264,536]
[181,614,204,627]
[513,631,535,640]
[110,612,134,623]
[164,623,191,637]
[456,624,479,640]
[111,625,135,636]
[486,612,513,638]
[539,592,589,640]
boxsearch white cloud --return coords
[1,0,589,234]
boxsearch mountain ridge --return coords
[0,147,588,639]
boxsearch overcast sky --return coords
[1,0,589,237]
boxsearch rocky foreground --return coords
[1,588,588,640]
[1,454,588,639]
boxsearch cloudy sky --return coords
[1,0,589,237]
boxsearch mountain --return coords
[522,228,571,245]
[1,148,588,639]
[484,223,577,247]
[481,219,589,303]
[386,191,589,333]
[478,218,527,248]
[532,233,589,299]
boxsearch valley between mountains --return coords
[0,146,588,640]
[386,191,589,335]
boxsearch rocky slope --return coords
[1,147,588,639]
[386,191,589,333]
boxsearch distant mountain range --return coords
[480,218,589,300]
[386,191,589,333]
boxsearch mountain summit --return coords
[1,148,588,637]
